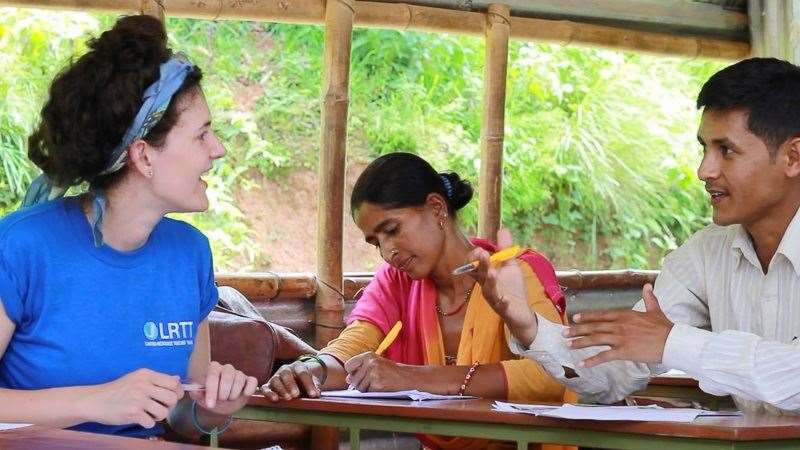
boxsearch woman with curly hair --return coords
[0,15,255,439]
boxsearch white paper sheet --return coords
[492,402,741,423]
[322,389,476,401]
[0,423,32,431]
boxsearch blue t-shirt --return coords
[0,197,218,437]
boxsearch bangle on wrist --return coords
[191,400,232,436]
[297,354,328,384]
[458,361,481,396]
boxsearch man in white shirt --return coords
[483,57,800,414]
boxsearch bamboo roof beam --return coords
[380,0,749,41]
[477,3,509,240]
[0,0,750,59]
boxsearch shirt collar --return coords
[730,225,760,271]
[776,206,800,276]
[729,206,800,276]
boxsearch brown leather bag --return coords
[209,286,315,383]
[174,286,313,448]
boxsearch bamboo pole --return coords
[311,3,354,446]
[792,0,800,64]
[216,270,661,300]
[1,0,749,59]
[139,0,164,21]
[477,4,509,240]
[315,0,353,348]
[748,0,765,56]
[762,0,783,58]
[215,272,318,299]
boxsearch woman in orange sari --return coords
[263,152,574,450]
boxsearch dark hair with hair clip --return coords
[697,57,800,154]
[27,15,203,191]
[350,152,473,216]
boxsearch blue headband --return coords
[22,53,196,246]
[101,52,195,176]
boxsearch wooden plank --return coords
[0,0,749,59]
[382,0,749,40]
[510,14,749,59]
[477,3,509,240]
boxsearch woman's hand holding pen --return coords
[343,352,415,392]
[84,368,184,429]
[464,229,539,347]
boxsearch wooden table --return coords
[237,396,800,450]
[0,425,218,449]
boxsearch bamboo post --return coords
[762,0,783,58]
[748,0,765,56]
[790,0,800,64]
[477,4,510,240]
[313,0,354,445]
[139,0,164,21]
[316,0,352,347]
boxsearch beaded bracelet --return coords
[297,353,328,385]
[191,400,233,437]
[458,361,481,396]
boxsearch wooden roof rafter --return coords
[1,0,750,59]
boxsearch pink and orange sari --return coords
[348,239,576,450]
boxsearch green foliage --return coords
[1,9,723,269]
[0,9,99,212]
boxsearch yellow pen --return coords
[452,245,521,276]
[375,321,403,356]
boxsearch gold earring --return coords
[439,218,445,229]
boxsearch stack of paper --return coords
[322,389,476,401]
[492,402,741,423]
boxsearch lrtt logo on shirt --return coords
[142,321,194,347]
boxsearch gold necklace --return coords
[436,287,473,316]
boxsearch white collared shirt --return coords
[510,207,800,414]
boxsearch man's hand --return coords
[565,284,673,368]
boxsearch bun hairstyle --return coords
[350,152,473,215]
[27,15,203,191]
